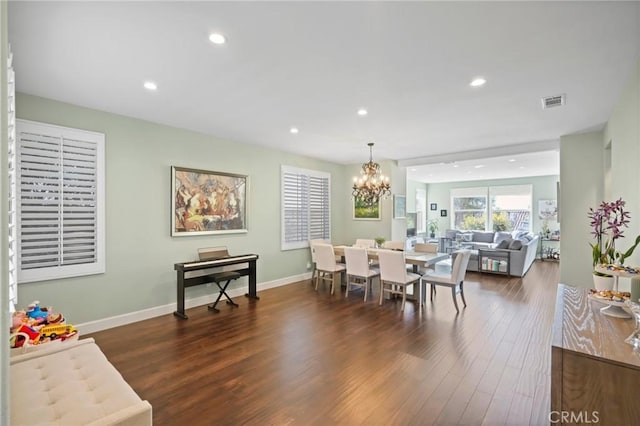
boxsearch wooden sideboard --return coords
[551,284,640,425]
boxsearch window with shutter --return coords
[281,166,330,250]
[16,119,105,283]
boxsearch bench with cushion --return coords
[11,338,152,426]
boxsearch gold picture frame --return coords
[171,166,248,236]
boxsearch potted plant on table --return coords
[374,237,386,248]
[588,198,640,290]
[427,219,439,239]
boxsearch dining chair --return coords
[354,238,376,248]
[309,239,330,283]
[344,246,380,301]
[314,243,346,295]
[413,242,439,275]
[421,249,472,313]
[414,243,438,253]
[382,241,405,251]
[377,249,422,311]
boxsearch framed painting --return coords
[440,209,447,217]
[430,203,437,211]
[539,199,558,220]
[393,195,406,219]
[171,166,248,236]
[353,197,381,220]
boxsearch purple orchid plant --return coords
[588,198,640,272]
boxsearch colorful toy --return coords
[26,301,49,321]
[40,324,76,340]
[10,323,41,348]
[11,310,27,331]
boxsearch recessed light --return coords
[290,127,299,134]
[470,77,487,87]
[410,168,417,172]
[474,164,485,169]
[143,81,157,91]
[508,158,516,162]
[519,166,525,169]
[209,33,226,45]
[357,108,368,116]
[453,164,459,168]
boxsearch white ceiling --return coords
[7,1,640,183]
[407,149,559,184]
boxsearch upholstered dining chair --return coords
[421,249,472,313]
[309,239,330,283]
[354,238,376,248]
[413,242,440,275]
[314,243,345,295]
[414,242,438,253]
[377,249,422,311]
[382,241,405,251]
[344,246,380,302]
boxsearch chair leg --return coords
[401,286,407,311]
[331,272,336,295]
[460,281,467,307]
[451,287,460,313]
[379,281,385,306]
[430,283,435,301]
[345,274,350,298]
[315,271,320,291]
[363,277,368,302]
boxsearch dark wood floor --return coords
[89,260,559,425]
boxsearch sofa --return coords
[446,229,539,277]
[10,338,152,426]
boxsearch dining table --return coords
[332,245,450,273]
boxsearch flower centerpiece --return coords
[588,198,640,288]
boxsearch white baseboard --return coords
[77,272,312,335]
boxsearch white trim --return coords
[76,273,312,335]
[398,139,559,167]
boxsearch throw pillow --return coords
[445,229,458,240]
[497,239,512,249]
[494,231,512,244]
[508,239,523,250]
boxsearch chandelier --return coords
[352,143,391,207]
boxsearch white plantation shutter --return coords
[309,175,329,240]
[17,120,105,283]
[281,166,330,250]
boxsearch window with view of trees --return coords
[451,185,532,232]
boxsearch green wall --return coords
[559,131,604,287]
[424,175,560,236]
[605,56,640,264]
[15,93,348,324]
[560,57,640,288]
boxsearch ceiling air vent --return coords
[541,94,565,109]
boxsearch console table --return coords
[551,284,640,424]
[538,237,560,261]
